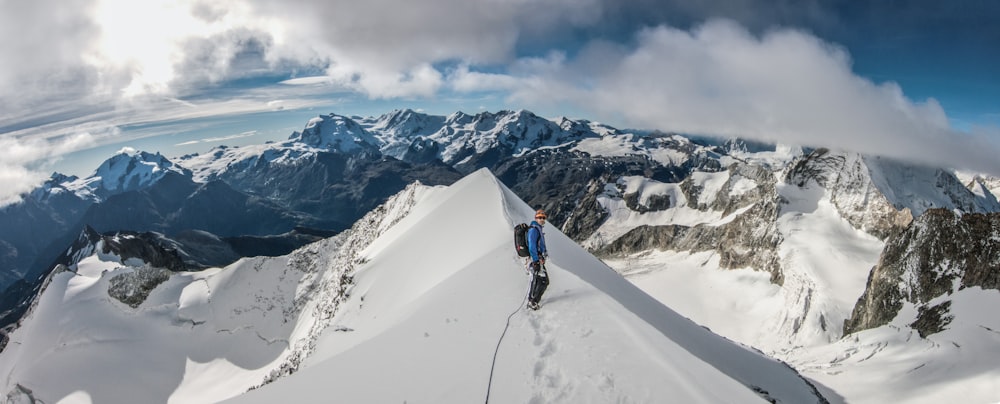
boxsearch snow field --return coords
[602,167,1000,403]
[0,169,824,403]
[229,169,822,403]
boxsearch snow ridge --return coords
[0,170,827,403]
[228,169,825,403]
[0,181,433,403]
[255,180,431,385]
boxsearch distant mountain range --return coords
[1,109,999,402]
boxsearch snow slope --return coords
[228,168,824,403]
[600,157,1000,403]
[0,169,825,403]
[788,286,1000,404]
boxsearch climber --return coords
[526,209,549,310]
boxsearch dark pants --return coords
[529,262,549,304]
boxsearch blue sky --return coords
[1,0,999,204]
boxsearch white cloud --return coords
[328,63,445,99]
[505,20,1000,175]
[2,0,999,190]
[0,133,96,207]
[175,131,258,146]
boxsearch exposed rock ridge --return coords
[595,161,785,284]
[843,209,1000,337]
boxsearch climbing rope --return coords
[485,175,531,403]
[484,262,531,404]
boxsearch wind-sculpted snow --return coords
[0,169,827,403]
[226,169,825,403]
[0,181,431,403]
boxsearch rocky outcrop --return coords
[595,162,785,284]
[843,209,1000,336]
[493,149,683,239]
[108,267,172,308]
[561,179,611,242]
[493,140,723,242]
[623,190,673,213]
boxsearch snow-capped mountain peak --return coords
[368,108,444,139]
[59,148,191,200]
[287,113,380,154]
[444,110,474,126]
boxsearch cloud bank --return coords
[505,20,1000,174]
[1,0,999,205]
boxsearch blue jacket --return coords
[527,221,547,262]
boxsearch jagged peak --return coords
[47,172,77,184]
[370,108,444,139]
[444,110,474,125]
[82,148,189,195]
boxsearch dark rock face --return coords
[560,180,610,242]
[0,279,37,349]
[593,162,785,284]
[98,231,190,272]
[623,191,673,213]
[910,301,954,338]
[595,196,785,284]
[843,209,1000,336]
[492,147,714,241]
[0,180,92,289]
[209,151,462,231]
[108,267,172,308]
[224,227,338,258]
[595,225,691,256]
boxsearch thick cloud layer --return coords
[1,0,998,205]
[505,21,1000,173]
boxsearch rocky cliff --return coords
[843,209,1000,337]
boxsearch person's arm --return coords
[527,226,540,262]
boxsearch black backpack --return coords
[514,223,531,257]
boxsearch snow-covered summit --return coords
[96,148,186,190]
[0,169,826,403]
[57,148,191,201]
[353,109,599,165]
[368,108,445,139]
[287,113,381,154]
[785,149,1000,238]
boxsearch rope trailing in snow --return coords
[485,173,532,403]
[484,265,531,404]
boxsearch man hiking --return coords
[526,209,549,310]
